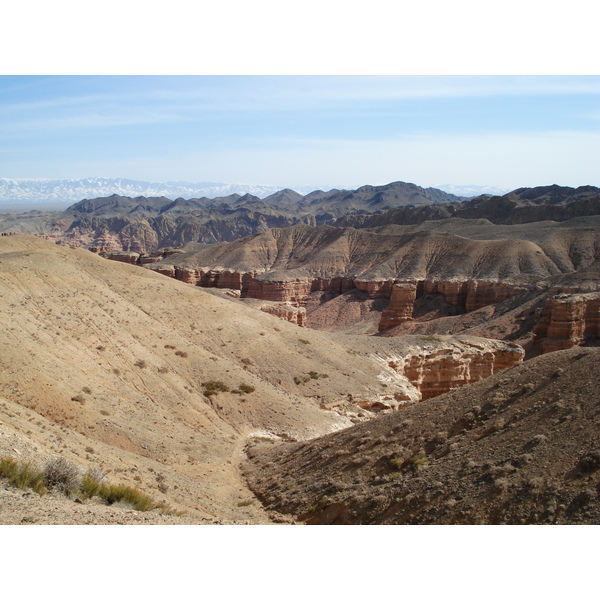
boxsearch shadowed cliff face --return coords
[533,292,600,353]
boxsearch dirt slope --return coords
[242,346,600,524]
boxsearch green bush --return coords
[98,483,156,512]
[203,380,230,397]
[80,470,103,499]
[0,456,19,479]
[0,457,46,495]
[238,383,255,394]
[299,339,310,345]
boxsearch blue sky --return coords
[1,75,599,190]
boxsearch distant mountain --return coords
[435,184,511,197]
[0,177,286,205]
[1,177,476,206]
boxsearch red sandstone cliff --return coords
[372,338,525,404]
[533,292,600,353]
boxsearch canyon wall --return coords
[378,283,417,331]
[139,260,531,330]
[533,292,600,353]
[373,339,525,405]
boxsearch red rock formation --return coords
[354,279,394,298]
[465,281,525,312]
[246,279,314,305]
[533,292,600,353]
[376,339,525,403]
[106,251,141,265]
[378,283,417,331]
[259,303,307,327]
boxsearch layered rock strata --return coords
[142,261,529,330]
[259,303,307,327]
[378,283,417,331]
[373,338,525,403]
[533,292,600,353]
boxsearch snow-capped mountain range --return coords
[435,184,511,197]
[0,178,296,205]
[0,177,508,207]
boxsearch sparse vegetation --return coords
[97,483,157,511]
[238,383,255,394]
[202,380,230,397]
[71,394,86,405]
[0,456,46,495]
[44,457,81,495]
[295,371,329,384]
[410,450,429,471]
[299,338,310,345]
[237,500,254,507]
[174,350,188,358]
[134,359,147,368]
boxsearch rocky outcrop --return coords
[373,338,525,402]
[378,283,417,331]
[259,303,307,327]
[106,251,141,264]
[533,292,600,353]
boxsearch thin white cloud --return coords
[2,76,599,119]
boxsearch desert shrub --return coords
[238,383,255,394]
[0,457,46,495]
[308,371,328,380]
[98,483,156,512]
[174,350,188,358]
[71,394,86,405]
[134,360,147,369]
[203,380,230,397]
[389,457,402,470]
[44,457,81,495]
[0,456,19,479]
[79,469,104,499]
[410,450,429,471]
[299,339,310,345]
[237,500,254,507]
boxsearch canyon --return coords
[1,181,599,525]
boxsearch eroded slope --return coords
[243,347,600,524]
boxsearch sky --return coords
[1,75,599,191]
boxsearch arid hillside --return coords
[243,346,600,524]
[0,235,526,523]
